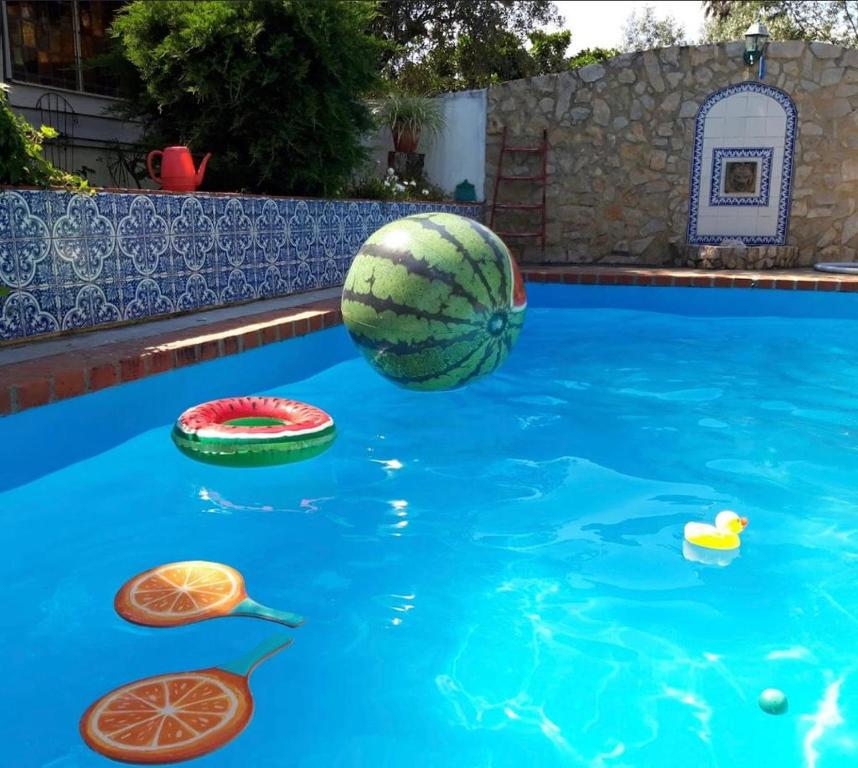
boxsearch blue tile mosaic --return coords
[709,147,774,207]
[0,190,481,342]
[686,82,797,246]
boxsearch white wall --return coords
[425,89,486,200]
[367,89,488,200]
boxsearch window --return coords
[4,0,125,96]
[77,0,123,94]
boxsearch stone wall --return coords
[0,188,480,343]
[486,41,858,266]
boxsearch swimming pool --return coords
[2,284,858,767]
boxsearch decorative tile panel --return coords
[0,189,481,342]
[687,82,797,246]
[709,147,773,207]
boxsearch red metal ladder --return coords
[489,126,547,256]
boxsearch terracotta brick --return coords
[198,339,220,360]
[732,277,754,288]
[614,273,636,285]
[691,276,713,287]
[15,378,51,410]
[774,278,796,290]
[0,387,11,415]
[755,278,776,290]
[261,325,279,345]
[292,319,310,337]
[653,275,673,286]
[241,330,261,350]
[673,276,693,287]
[838,280,858,292]
[308,314,324,332]
[221,335,240,356]
[816,279,839,291]
[119,357,145,383]
[89,363,118,392]
[54,368,87,399]
[175,346,198,367]
[713,277,733,288]
[322,311,338,329]
[147,349,174,374]
[578,273,599,284]
[278,321,295,340]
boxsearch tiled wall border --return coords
[0,188,480,343]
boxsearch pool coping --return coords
[520,265,858,291]
[1,265,855,418]
[0,291,343,417]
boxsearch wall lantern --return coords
[743,20,770,67]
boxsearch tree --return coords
[702,1,851,45]
[111,0,384,196]
[373,0,562,75]
[568,47,621,70]
[620,5,687,52]
[374,0,564,92]
[529,29,572,75]
[703,1,736,19]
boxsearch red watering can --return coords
[147,145,211,192]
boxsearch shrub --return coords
[340,163,448,202]
[111,0,384,196]
[568,47,620,70]
[0,84,89,191]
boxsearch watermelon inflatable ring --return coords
[171,396,335,467]
[342,212,526,391]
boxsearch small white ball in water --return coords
[758,688,788,715]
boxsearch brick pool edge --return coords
[521,266,858,291]
[1,266,856,417]
[0,297,342,417]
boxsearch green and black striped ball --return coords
[342,212,527,391]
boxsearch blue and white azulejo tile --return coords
[0,189,482,342]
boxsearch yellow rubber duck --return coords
[683,510,748,550]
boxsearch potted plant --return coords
[372,92,445,153]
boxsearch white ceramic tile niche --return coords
[687,83,797,245]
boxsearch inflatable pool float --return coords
[815,262,858,274]
[684,510,747,550]
[172,396,335,467]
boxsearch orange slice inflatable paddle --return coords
[81,634,291,764]
[114,561,303,628]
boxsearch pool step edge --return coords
[0,299,343,418]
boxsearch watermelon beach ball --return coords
[341,212,527,391]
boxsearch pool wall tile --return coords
[0,188,480,342]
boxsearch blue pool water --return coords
[3,285,858,767]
